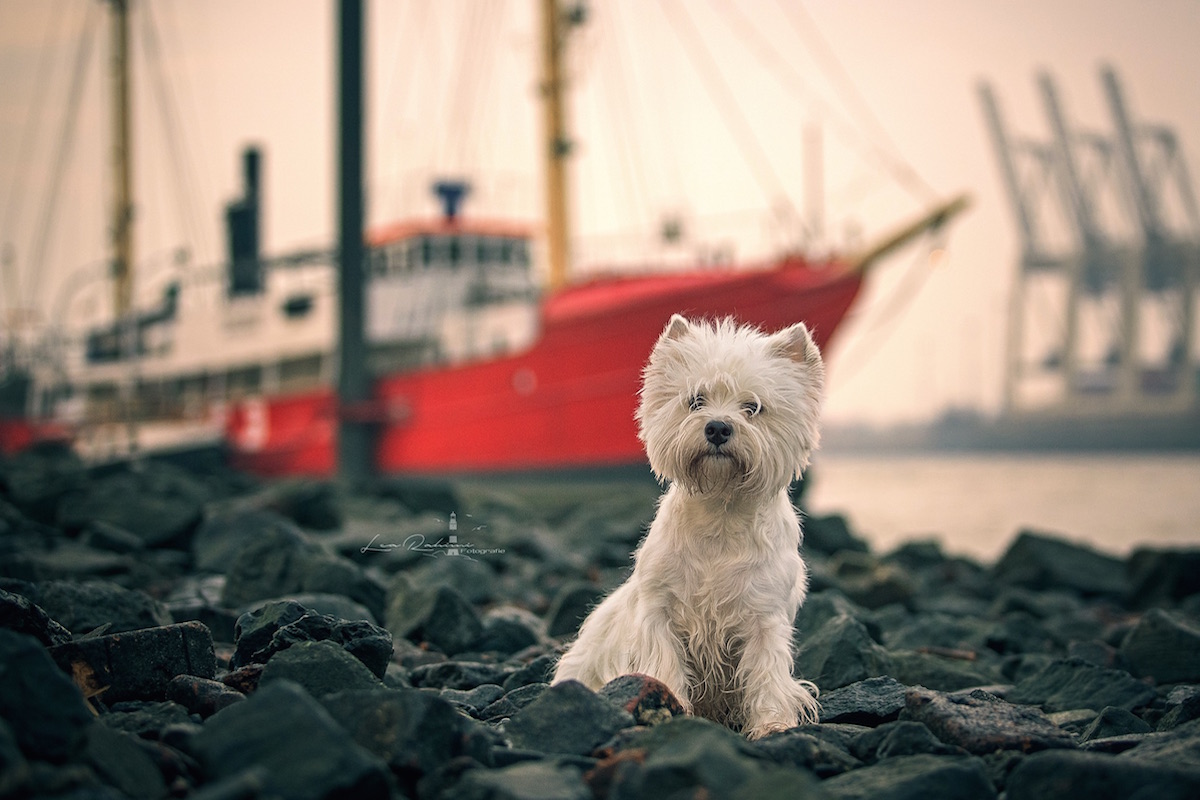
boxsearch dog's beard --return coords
[682,447,751,495]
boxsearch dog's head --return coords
[636,314,825,497]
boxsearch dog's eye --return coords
[742,400,763,417]
[688,394,705,412]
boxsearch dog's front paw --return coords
[743,718,795,741]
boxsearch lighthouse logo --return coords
[361,510,506,560]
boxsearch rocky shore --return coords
[3,444,1200,799]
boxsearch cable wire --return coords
[778,0,938,203]
[141,1,212,269]
[658,0,801,222]
[25,1,99,311]
[1,0,69,309]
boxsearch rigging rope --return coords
[826,228,947,385]
[593,0,652,238]
[380,0,429,217]
[141,1,212,271]
[447,0,498,171]
[658,0,803,227]
[1,0,69,311]
[712,0,920,213]
[25,1,99,312]
[778,0,939,204]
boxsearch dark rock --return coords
[406,552,500,606]
[803,513,869,555]
[321,687,494,793]
[474,607,543,655]
[993,530,1126,597]
[604,717,803,799]
[505,680,634,756]
[821,753,996,800]
[80,520,146,553]
[1048,708,1102,734]
[0,443,86,523]
[265,592,376,624]
[794,590,878,640]
[851,720,967,762]
[221,664,264,696]
[481,683,548,721]
[882,611,990,653]
[902,687,1077,754]
[373,477,460,517]
[1066,639,1126,670]
[19,540,135,580]
[1120,717,1200,767]
[57,462,209,548]
[229,599,307,668]
[218,515,383,614]
[1006,657,1157,713]
[166,675,244,718]
[241,478,343,531]
[33,579,173,634]
[192,509,299,573]
[752,729,860,777]
[259,639,381,697]
[100,700,196,739]
[0,630,93,761]
[0,719,30,796]
[1081,733,1159,754]
[387,581,483,656]
[600,673,687,726]
[410,660,514,690]
[1007,749,1200,800]
[191,680,390,800]
[82,722,168,800]
[1126,547,1200,608]
[297,554,386,620]
[231,602,392,678]
[988,586,1083,619]
[49,620,216,704]
[984,612,1058,656]
[0,587,71,646]
[1158,686,1200,730]
[885,539,950,570]
[1079,706,1151,741]
[793,614,893,690]
[888,649,1001,692]
[451,760,590,800]
[830,551,918,610]
[545,582,603,638]
[1120,608,1200,684]
[184,766,270,800]
[219,523,318,608]
[503,653,556,691]
[730,767,832,800]
[438,683,506,715]
[819,676,907,725]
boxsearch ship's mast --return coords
[109,0,134,319]
[539,0,572,291]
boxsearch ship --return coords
[0,1,967,477]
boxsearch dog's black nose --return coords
[705,419,733,446]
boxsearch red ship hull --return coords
[225,257,864,477]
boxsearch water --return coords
[804,452,1200,564]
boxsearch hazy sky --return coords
[2,0,1199,425]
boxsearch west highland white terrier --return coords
[552,314,824,739]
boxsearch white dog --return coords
[552,314,823,739]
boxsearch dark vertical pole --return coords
[337,0,371,481]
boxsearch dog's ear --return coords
[661,314,693,342]
[772,322,822,368]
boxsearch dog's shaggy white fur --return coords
[552,314,823,739]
